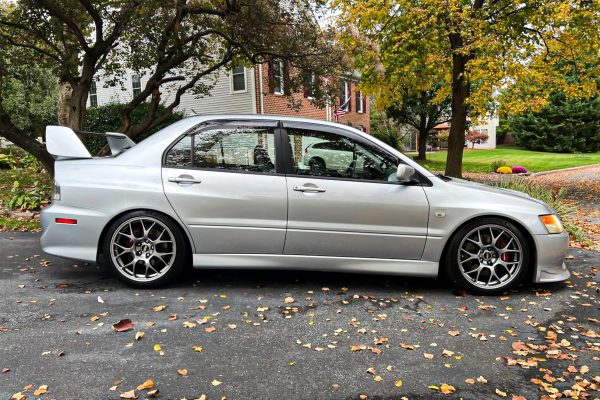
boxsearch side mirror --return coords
[396,164,416,182]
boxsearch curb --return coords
[531,163,600,177]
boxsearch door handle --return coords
[168,176,202,184]
[293,185,326,193]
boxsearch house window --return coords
[89,80,98,108]
[272,60,284,94]
[356,89,363,113]
[131,74,141,97]
[231,65,246,92]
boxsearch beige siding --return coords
[90,67,255,116]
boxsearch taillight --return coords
[55,218,77,225]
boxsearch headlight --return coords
[539,214,564,234]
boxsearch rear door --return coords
[282,122,430,260]
[162,121,288,254]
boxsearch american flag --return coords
[334,97,350,121]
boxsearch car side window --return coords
[165,135,192,167]
[165,126,277,174]
[286,128,399,182]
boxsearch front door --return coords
[282,123,430,260]
[162,121,287,254]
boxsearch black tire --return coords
[102,210,188,288]
[309,157,326,174]
[444,217,531,295]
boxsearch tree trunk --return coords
[58,81,88,133]
[0,113,54,176]
[445,50,470,178]
[416,114,428,160]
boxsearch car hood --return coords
[443,177,554,213]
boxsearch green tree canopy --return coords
[335,0,600,177]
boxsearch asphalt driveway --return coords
[1,233,598,400]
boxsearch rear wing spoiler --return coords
[45,126,136,160]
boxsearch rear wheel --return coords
[103,211,187,288]
[309,157,326,175]
[445,218,531,295]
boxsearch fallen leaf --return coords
[147,389,159,398]
[120,390,138,399]
[183,321,197,328]
[112,319,134,332]
[448,330,461,336]
[284,297,295,304]
[153,344,161,352]
[2,368,9,374]
[211,379,222,386]
[477,376,488,384]
[97,296,105,304]
[374,375,383,382]
[177,369,188,376]
[204,326,216,333]
[228,324,237,330]
[511,396,526,400]
[33,385,48,396]
[495,388,507,397]
[152,305,166,312]
[193,346,203,352]
[136,379,154,390]
[580,365,589,374]
[465,378,475,384]
[394,379,403,388]
[424,353,434,359]
[440,383,456,394]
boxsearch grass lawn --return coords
[410,145,600,173]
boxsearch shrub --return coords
[496,166,512,174]
[511,165,528,174]
[490,159,507,172]
[492,177,588,244]
[7,180,50,211]
[0,152,17,169]
[84,102,184,155]
[508,94,600,153]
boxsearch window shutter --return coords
[347,81,352,111]
[283,61,290,95]
[303,73,309,98]
[267,61,275,94]
[362,94,367,113]
[355,89,360,112]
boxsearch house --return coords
[89,64,370,133]
[430,117,499,150]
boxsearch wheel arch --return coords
[96,208,194,264]
[439,214,538,282]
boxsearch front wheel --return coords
[103,211,187,288]
[445,218,531,295]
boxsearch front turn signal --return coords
[539,214,564,234]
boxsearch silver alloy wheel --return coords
[457,224,523,289]
[110,216,176,282]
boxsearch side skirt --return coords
[192,254,439,277]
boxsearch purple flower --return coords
[512,166,528,174]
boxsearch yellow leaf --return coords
[374,375,383,382]
[177,369,188,376]
[394,379,403,388]
[193,346,203,352]
[495,388,507,397]
[153,344,161,351]
[211,379,222,386]
[136,379,154,390]
[34,385,48,396]
[440,383,456,394]
[152,305,166,312]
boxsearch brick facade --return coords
[253,64,370,133]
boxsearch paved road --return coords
[1,233,598,400]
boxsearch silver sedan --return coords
[41,115,569,294]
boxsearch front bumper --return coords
[533,231,570,283]
[40,204,107,263]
